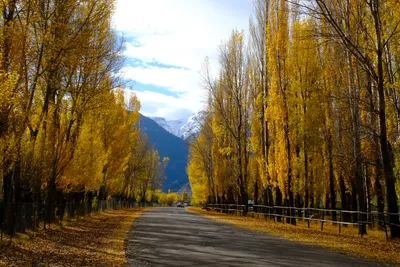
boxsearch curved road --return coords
[125,207,382,266]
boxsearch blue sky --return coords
[113,0,253,120]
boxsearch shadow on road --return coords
[125,207,382,267]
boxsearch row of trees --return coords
[188,0,400,238]
[0,0,165,234]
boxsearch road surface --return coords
[125,207,382,266]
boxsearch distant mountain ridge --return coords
[139,114,189,192]
[151,117,187,138]
[151,111,205,141]
[181,111,205,140]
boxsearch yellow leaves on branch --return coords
[0,71,18,113]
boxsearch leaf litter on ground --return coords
[0,208,146,267]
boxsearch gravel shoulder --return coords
[125,207,383,267]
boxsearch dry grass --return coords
[188,207,400,264]
[0,208,146,266]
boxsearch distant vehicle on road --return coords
[176,202,184,208]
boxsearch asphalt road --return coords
[125,207,383,267]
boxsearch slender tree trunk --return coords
[304,141,309,208]
[339,174,350,222]
[351,186,358,223]
[46,171,57,224]
[227,187,234,205]
[382,140,400,237]
[365,165,372,228]
[13,162,22,232]
[276,187,282,222]
[310,166,314,208]
[371,0,400,238]
[325,192,330,210]
[374,167,385,228]
[254,180,259,205]
[3,168,13,235]
[263,185,273,207]
[327,134,337,221]
[284,106,295,225]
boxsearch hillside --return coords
[139,114,189,192]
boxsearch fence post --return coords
[307,208,310,229]
[321,210,325,231]
[338,211,341,234]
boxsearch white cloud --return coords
[114,0,252,69]
[113,0,253,119]
[120,65,199,94]
[124,89,206,120]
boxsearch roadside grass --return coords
[0,208,146,266]
[188,207,400,264]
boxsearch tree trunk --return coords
[339,174,350,222]
[254,180,259,205]
[24,193,34,230]
[372,0,400,239]
[351,187,358,223]
[310,166,314,208]
[87,192,93,215]
[3,168,14,235]
[365,164,372,228]
[57,191,65,222]
[13,162,22,232]
[46,172,57,224]
[382,140,400,237]
[304,143,309,208]
[374,168,385,228]
[284,120,295,225]
[275,187,282,222]
[327,134,337,221]
[227,187,235,204]
[325,192,330,210]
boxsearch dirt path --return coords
[125,207,384,266]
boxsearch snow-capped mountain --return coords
[151,111,205,140]
[180,111,206,140]
[151,117,187,137]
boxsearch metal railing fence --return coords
[206,204,400,240]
